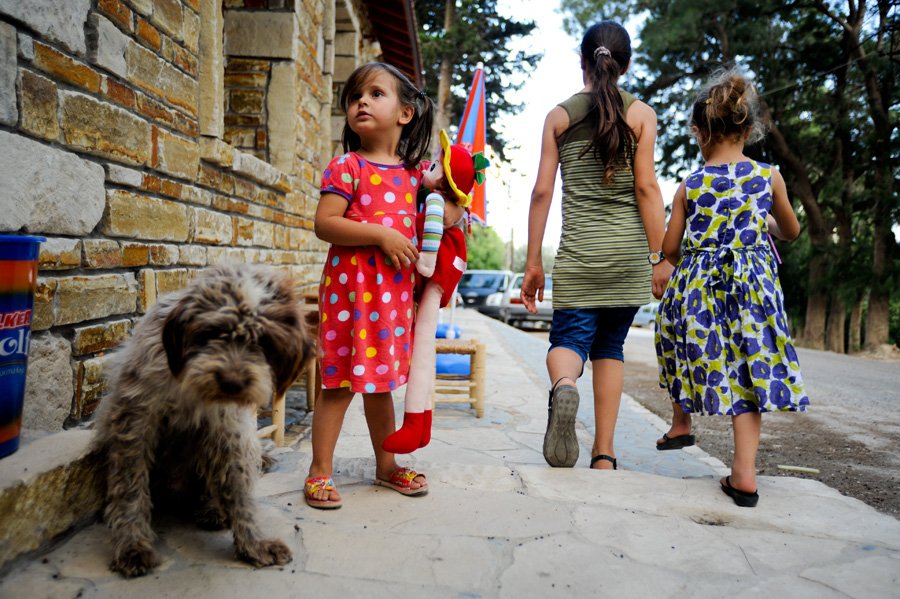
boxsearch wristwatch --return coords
[648,250,666,265]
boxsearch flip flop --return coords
[720,476,759,508]
[590,454,617,470]
[374,467,428,496]
[304,476,343,509]
[656,433,695,451]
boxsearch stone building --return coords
[0,0,422,433]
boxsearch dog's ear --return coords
[260,304,314,397]
[162,303,188,377]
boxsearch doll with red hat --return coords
[382,130,489,454]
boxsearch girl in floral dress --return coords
[305,62,434,509]
[655,70,809,507]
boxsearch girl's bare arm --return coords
[768,168,801,241]
[662,182,687,262]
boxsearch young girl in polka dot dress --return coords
[305,63,434,509]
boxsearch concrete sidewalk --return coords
[2,309,898,597]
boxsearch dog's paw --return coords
[194,505,230,530]
[237,538,292,567]
[111,545,160,578]
[260,452,276,473]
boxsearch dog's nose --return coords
[216,371,246,395]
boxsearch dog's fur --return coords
[93,264,313,577]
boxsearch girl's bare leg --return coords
[590,358,623,469]
[657,402,692,445]
[728,411,761,492]
[365,392,426,490]
[307,388,354,502]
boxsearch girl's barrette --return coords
[594,46,611,59]
[704,98,712,104]
[416,89,427,100]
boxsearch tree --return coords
[465,225,506,269]
[559,0,899,350]
[415,0,540,159]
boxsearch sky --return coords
[484,1,679,248]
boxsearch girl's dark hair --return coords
[579,21,635,183]
[339,62,434,168]
[690,69,766,146]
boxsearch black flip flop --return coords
[720,476,759,508]
[590,454,617,470]
[656,433,695,451]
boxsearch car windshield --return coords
[511,275,552,291]
[460,273,505,289]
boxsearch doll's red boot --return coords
[419,410,432,448]
[382,412,425,454]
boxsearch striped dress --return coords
[552,91,652,309]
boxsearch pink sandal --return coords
[304,476,343,509]
[374,467,428,496]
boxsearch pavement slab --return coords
[1,308,897,597]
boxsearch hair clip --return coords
[704,98,712,104]
[593,46,611,59]
[416,89,427,100]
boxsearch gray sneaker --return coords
[543,384,579,467]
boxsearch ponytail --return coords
[580,22,635,183]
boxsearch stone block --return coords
[233,149,281,187]
[178,244,208,266]
[183,8,200,54]
[224,11,297,59]
[98,0,134,31]
[135,16,161,51]
[152,0,183,41]
[0,430,102,569]
[122,242,150,267]
[101,76,137,109]
[22,333,73,432]
[193,207,234,245]
[87,14,129,79]
[60,90,152,166]
[17,69,59,141]
[199,136,234,167]
[156,268,189,295]
[199,0,224,137]
[102,189,190,242]
[148,243,179,265]
[38,238,82,271]
[155,127,199,180]
[54,273,138,326]
[267,60,296,173]
[31,278,56,331]
[71,319,131,356]
[0,131,105,235]
[82,238,123,268]
[0,0,91,55]
[127,0,153,17]
[74,355,110,418]
[229,88,264,114]
[0,21,16,126]
[17,32,33,61]
[33,42,101,93]
[137,268,156,312]
[126,41,198,116]
[105,163,143,187]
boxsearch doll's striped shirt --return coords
[551,90,652,309]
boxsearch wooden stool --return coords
[433,338,486,417]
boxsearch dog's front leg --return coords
[104,405,162,577]
[200,422,292,568]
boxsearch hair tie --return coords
[416,89,427,100]
[593,46,611,59]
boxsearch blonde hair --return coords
[691,69,766,145]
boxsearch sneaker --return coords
[543,384,579,467]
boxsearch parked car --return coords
[500,273,553,328]
[631,301,660,328]
[456,270,514,313]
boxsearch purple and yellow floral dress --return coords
[655,160,809,415]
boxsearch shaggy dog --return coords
[93,264,313,577]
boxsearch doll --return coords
[382,129,489,454]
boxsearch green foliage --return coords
[511,243,555,273]
[415,0,540,160]
[465,225,506,269]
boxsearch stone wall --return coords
[0,0,380,430]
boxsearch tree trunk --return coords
[848,298,863,353]
[825,295,846,353]
[432,0,456,154]
[799,252,828,350]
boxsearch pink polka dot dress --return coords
[318,152,421,394]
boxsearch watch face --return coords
[648,251,663,265]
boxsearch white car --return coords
[499,273,553,328]
[631,301,660,328]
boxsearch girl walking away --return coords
[655,70,810,507]
[523,21,672,470]
[306,62,434,509]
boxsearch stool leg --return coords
[472,342,486,418]
[272,392,285,446]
